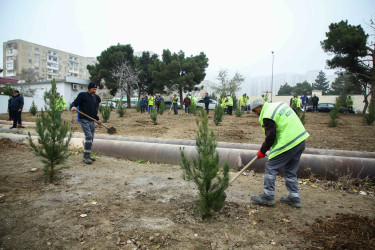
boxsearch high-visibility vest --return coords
[226,96,233,106]
[56,97,66,111]
[191,97,197,105]
[221,98,227,109]
[240,97,247,107]
[148,96,154,105]
[173,97,178,103]
[262,97,266,101]
[259,102,309,159]
[293,97,300,108]
[346,98,353,107]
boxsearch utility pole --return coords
[271,51,274,103]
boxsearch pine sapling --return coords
[235,107,243,117]
[27,79,72,183]
[180,109,229,218]
[189,103,197,115]
[100,103,111,123]
[117,101,126,117]
[29,100,37,116]
[214,104,224,125]
[158,101,166,115]
[363,103,375,125]
[150,109,158,125]
[136,100,141,112]
[328,103,339,127]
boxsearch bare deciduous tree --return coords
[111,60,139,109]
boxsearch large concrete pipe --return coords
[1,132,375,180]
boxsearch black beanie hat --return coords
[88,82,97,89]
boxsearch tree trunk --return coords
[179,87,183,109]
[127,82,131,108]
[363,94,369,114]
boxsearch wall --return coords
[0,95,45,114]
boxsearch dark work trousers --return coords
[9,110,13,120]
[80,119,95,158]
[205,103,209,114]
[173,103,178,114]
[11,110,21,128]
[262,141,306,202]
[228,106,233,115]
[312,104,318,112]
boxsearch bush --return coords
[29,100,37,116]
[299,110,306,125]
[235,107,243,117]
[363,103,375,125]
[328,103,339,127]
[150,109,158,125]
[180,109,229,218]
[117,102,126,117]
[213,105,224,126]
[158,101,166,115]
[100,103,111,123]
[27,79,72,183]
[189,103,197,115]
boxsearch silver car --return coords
[196,99,219,110]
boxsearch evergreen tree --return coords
[213,104,224,125]
[158,101,166,115]
[100,103,111,122]
[277,83,294,96]
[180,109,230,218]
[117,101,126,117]
[235,107,243,117]
[189,102,197,115]
[27,79,72,183]
[328,103,340,127]
[313,70,330,94]
[136,100,141,112]
[29,100,37,116]
[363,102,375,125]
[150,109,158,125]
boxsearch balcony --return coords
[6,61,14,70]
[69,68,79,74]
[6,49,17,57]
[47,63,59,70]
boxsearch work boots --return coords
[83,157,93,164]
[280,195,301,208]
[251,194,275,206]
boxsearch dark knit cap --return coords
[88,82,97,89]
[13,90,19,93]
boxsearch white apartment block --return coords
[3,39,97,81]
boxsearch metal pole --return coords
[271,51,274,103]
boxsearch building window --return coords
[28,52,32,57]
[35,47,39,51]
[28,46,32,50]
[29,59,32,64]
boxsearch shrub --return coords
[158,101,166,115]
[150,109,158,125]
[235,107,243,117]
[363,103,375,125]
[27,79,72,183]
[117,102,126,117]
[100,103,111,123]
[213,104,224,125]
[29,100,37,116]
[180,109,229,218]
[328,103,339,127]
[189,102,197,115]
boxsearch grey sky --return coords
[1,0,374,85]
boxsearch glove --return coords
[256,150,266,159]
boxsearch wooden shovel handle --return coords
[229,155,258,185]
[76,110,110,130]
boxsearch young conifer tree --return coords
[29,100,37,116]
[213,104,224,125]
[28,79,72,182]
[180,109,229,218]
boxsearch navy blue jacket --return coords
[9,95,24,111]
[70,92,101,121]
[203,95,210,104]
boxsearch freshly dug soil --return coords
[0,139,374,249]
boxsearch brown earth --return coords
[0,110,375,249]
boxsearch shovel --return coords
[214,155,258,211]
[76,110,117,135]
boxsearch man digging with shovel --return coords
[250,98,309,208]
[70,82,102,164]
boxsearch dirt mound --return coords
[298,213,375,249]
[0,138,24,151]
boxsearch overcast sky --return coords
[1,0,374,83]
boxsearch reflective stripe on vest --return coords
[259,102,309,159]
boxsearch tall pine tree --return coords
[312,70,330,94]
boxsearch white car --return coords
[196,99,219,110]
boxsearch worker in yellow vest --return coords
[148,94,154,113]
[221,95,227,114]
[225,95,233,115]
[250,98,309,208]
[240,93,247,112]
[56,93,66,120]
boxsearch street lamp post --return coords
[271,51,274,103]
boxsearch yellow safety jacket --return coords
[148,96,154,105]
[226,96,233,106]
[221,98,227,109]
[259,102,309,159]
[240,97,247,107]
[56,97,66,112]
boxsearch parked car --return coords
[306,103,334,113]
[100,101,116,109]
[196,99,219,110]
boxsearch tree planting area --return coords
[0,110,374,249]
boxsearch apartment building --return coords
[3,39,97,81]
